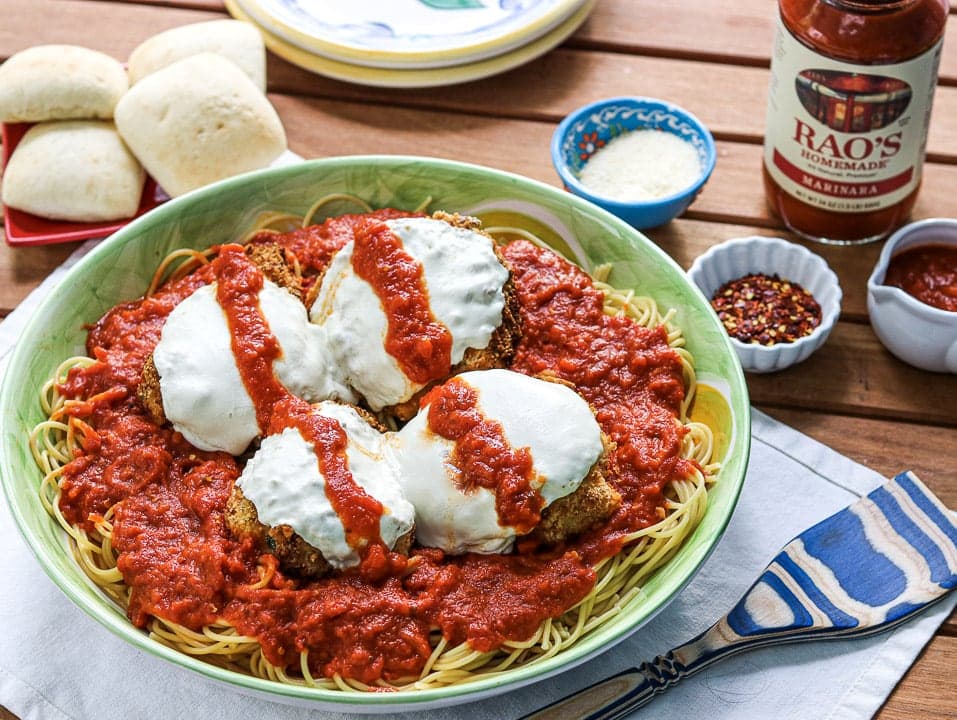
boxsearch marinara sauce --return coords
[884,243,957,311]
[351,219,453,384]
[763,0,947,244]
[424,377,542,533]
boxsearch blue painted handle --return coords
[522,472,957,720]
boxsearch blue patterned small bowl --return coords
[551,97,716,229]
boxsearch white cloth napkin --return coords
[1,243,954,720]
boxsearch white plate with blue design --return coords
[227,0,594,87]
[236,0,587,69]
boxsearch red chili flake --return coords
[710,273,822,346]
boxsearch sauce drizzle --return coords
[351,219,453,384]
[216,244,385,551]
[423,377,542,533]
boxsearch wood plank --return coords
[5,2,957,163]
[570,0,957,87]
[649,219,881,324]
[942,616,956,638]
[940,614,955,638]
[570,0,791,65]
[104,0,223,10]
[0,233,76,312]
[878,636,957,719]
[85,0,957,84]
[272,93,957,230]
[685,141,957,229]
[266,48,957,164]
[263,47,771,138]
[0,0,222,60]
[758,407,957,506]
[273,92,560,183]
[749,321,957,426]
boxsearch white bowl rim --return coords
[550,95,717,209]
[688,235,843,357]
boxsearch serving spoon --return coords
[521,470,957,720]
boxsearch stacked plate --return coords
[225,0,595,88]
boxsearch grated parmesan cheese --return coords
[579,129,702,202]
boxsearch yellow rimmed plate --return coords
[233,0,586,70]
[228,0,594,88]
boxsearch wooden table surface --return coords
[1,1,955,717]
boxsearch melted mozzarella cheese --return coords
[310,217,509,410]
[154,280,353,455]
[236,402,415,570]
[393,369,604,554]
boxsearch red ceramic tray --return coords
[2,122,168,247]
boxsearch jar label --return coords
[764,15,942,214]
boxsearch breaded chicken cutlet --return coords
[138,355,165,425]
[520,371,620,547]
[527,461,620,547]
[226,486,416,579]
[226,485,334,578]
[245,240,302,299]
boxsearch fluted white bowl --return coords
[688,236,842,373]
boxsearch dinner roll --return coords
[1,121,145,222]
[114,53,286,198]
[128,20,267,92]
[0,45,127,122]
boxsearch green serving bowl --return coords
[0,156,749,712]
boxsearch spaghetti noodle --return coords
[30,198,718,692]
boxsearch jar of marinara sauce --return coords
[763,0,948,244]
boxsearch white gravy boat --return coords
[867,218,957,374]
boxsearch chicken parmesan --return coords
[396,369,617,555]
[143,276,352,455]
[31,199,715,692]
[308,214,521,419]
[228,401,415,578]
